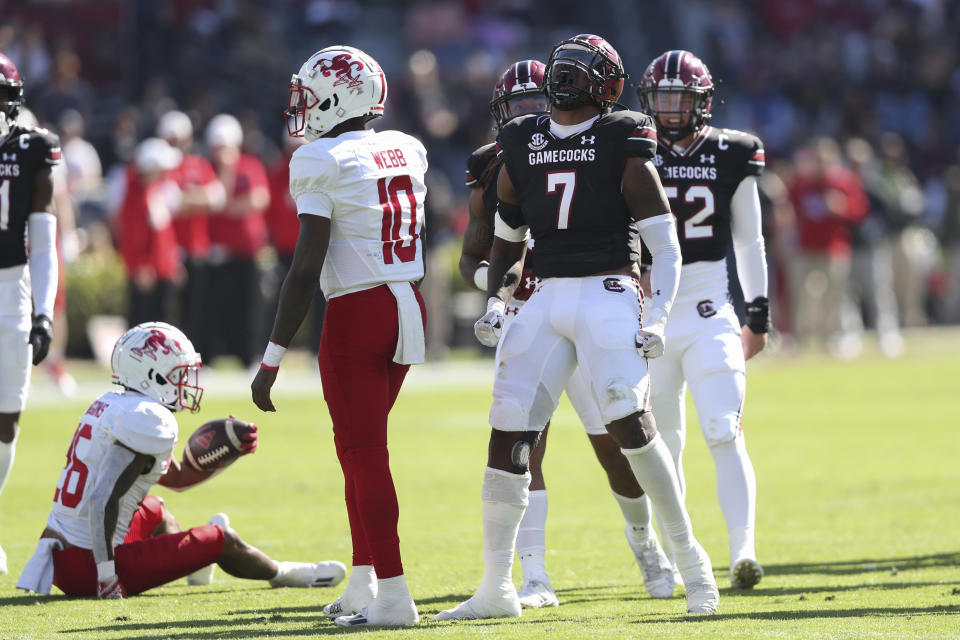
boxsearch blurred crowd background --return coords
[4,0,960,391]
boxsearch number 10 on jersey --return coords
[378,175,419,264]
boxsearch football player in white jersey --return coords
[252,46,427,628]
[638,50,768,588]
[0,53,60,575]
[16,322,346,598]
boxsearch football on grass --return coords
[184,417,256,472]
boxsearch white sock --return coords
[710,437,757,562]
[613,490,652,539]
[516,489,548,581]
[375,574,412,602]
[344,564,377,596]
[621,435,695,552]
[479,467,530,594]
[0,434,18,497]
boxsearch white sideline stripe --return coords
[26,360,497,407]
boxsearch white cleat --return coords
[187,513,230,585]
[434,586,522,621]
[675,542,719,615]
[0,544,7,575]
[730,557,764,589]
[333,597,419,627]
[323,586,376,619]
[627,527,675,599]
[517,577,559,608]
[270,561,347,588]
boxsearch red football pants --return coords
[318,284,425,579]
[52,496,225,596]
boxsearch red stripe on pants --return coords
[318,283,425,579]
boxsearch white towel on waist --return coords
[387,282,425,365]
[17,538,63,595]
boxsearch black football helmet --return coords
[543,34,627,112]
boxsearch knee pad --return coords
[481,467,530,507]
[702,412,742,448]
[489,396,529,431]
[599,378,643,424]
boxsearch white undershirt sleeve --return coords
[28,212,59,318]
[637,212,681,327]
[730,176,768,301]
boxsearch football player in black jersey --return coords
[461,60,678,608]
[638,50,768,589]
[436,35,719,621]
[0,53,60,575]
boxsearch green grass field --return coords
[2,331,959,639]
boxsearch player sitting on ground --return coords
[16,322,346,598]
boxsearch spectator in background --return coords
[264,132,327,353]
[205,114,269,366]
[786,137,868,357]
[58,109,103,206]
[157,110,225,355]
[114,138,183,327]
[34,50,92,126]
[756,163,796,337]
[875,133,928,328]
[941,161,960,323]
[844,138,904,357]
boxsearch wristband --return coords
[744,296,771,334]
[97,560,116,581]
[261,341,287,368]
[473,265,489,291]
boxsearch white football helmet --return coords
[286,45,387,141]
[111,322,203,412]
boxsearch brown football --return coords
[183,417,257,472]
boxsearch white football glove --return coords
[636,314,667,359]
[474,297,506,347]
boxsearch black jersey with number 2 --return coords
[0,124,61,268]
[643,126,764,265]
[495,111,657,278]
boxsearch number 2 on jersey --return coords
[546,171,576,230]
[664,185,715,239]
[54,423,93,509]
[378,175,419,264]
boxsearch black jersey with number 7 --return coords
[495,111,657,278]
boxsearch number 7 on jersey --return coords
[546,171,576,230]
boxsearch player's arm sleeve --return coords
[625,115,658,159]
[28,153,59,318]
[28,211,58,319]
[87,442,149,564]
[289,149,336,218]
[637,213,681,326]
[731,176,768,301]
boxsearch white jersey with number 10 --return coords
[289,129,427,299]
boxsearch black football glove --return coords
[28,314,54,365]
